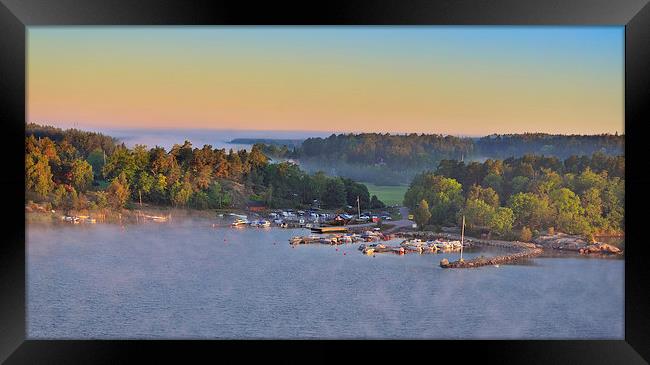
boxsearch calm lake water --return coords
[27,217,624,339]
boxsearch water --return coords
[97,128,331,151]
[27,217,624,339]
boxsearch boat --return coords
[63,215,80,224]
[144,214,168,222]
[231,218,249,227]
[258,220,271,228]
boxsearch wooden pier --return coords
[311,226,349,233]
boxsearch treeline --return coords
[405,154,624,240]
[26,123,120,157]
[261,132,624,185]
[25,124,384,213]
[475,133,624,160]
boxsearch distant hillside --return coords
[259,132,624,185]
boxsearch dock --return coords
[311,226,349,233]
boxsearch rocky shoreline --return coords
[533,233,623,256]
[398,230,622,269]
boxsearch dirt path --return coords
[383,207,413,233]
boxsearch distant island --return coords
[229,138,303,148]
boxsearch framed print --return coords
[1,0,649,363]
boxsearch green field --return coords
[362,182,408,206]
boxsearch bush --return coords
[520,226,533,242]
[587,232,596,243]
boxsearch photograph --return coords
[25,26,625,340]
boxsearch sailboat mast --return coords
[357,196,361,219]
[460,215,465,260]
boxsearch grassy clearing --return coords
[362,182,408,206]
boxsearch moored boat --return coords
[231,218,249,227]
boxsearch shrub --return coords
[520,226,533,242]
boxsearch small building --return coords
[247,201,266,212]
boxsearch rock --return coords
[440,258,449,267]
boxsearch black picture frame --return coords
[1,0,649,363]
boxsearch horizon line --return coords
[27,122,623,139]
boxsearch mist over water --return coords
[98,128,331,151]
[27,217,623,339]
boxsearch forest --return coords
[405,154,624,241]
[261,132,624,185]
[25,124,384,213]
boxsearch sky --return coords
[27,26,624,136]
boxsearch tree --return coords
[190,191,210,210]
[207,181,231,208]
[482,172,503,195]
[94,191,109,209]
[106,173,130,209]
[582,187,605,229]
[532,168,562,196]
[103,147,137,183]
[413,199,432,228]
[467,185,500,207]
[86,148,105,179]
[134,171,155,205]
[322,178,346,209]
[70,159,94,191]
[463,198,495,228]
[573,167,606,195]
[510,175,530,195]
[26,151,53,198]
[170,181,192,207]
[550,188,590,234]
[507,192,552,230]
[490,207,515,236]
[370,195,385,209]
[341,178,370,209]
[51,185,67,208]
[404,173,464,225]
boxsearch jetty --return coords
[439,247,543,268]
[400,232,545,269]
